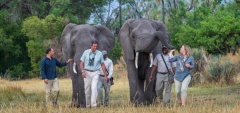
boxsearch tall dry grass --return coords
[191,48,240,85]
[1,52,240,112]
[1,68,240,113]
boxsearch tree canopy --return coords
[0,0,239,79]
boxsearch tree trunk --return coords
[119,1,122,28]
[173,0,177,9]
[206,0,210,7]
[162,0,165,23]
[187,0,194,11]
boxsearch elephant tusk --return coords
[135,52,139,68]
[73,62,77,74]
[149,53,153,67]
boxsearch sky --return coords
[87,0,235,24]
[88,0,119,24]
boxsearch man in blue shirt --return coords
[40,48,72,106]
[80,40,107,108]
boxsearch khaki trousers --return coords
[45,78,60,105]
[155,73,172,104]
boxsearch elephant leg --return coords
[77,74,85,107]
[137,78,145,105]
[70,64,85,108]
[144,70,155,105]
[127,60,138,104]
[69,63,77,107]
[71,76,80,107]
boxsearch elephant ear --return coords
[118,19,135,60]
[60,23,77,60]
[94,25,115,53]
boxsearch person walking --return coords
[40,48,72,107]
[169,44,194,107]
[97,50,114,106]
[149,46,176,107]
[80,40,108,108]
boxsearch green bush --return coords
[190,48,208,85]
[208,56,235,84]
[9,64,24,80]
[208,58,221,80]
[109,40,122,64]
[22,14,64,77]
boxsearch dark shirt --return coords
[40,56,66,80]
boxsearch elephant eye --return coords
[132,34,136,39]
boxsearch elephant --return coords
[60,23,115,107]
[118,19,174,105]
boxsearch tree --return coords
[0,10,31,79]
[22,14,64,77]
[173,2,240,54]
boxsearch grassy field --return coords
[0,75,240,113]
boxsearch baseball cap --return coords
[162,45,168,49]
[102,50,107,55]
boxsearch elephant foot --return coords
[69,102,77,108]
[129,99,153,107]
[144,101,152,106]
[129,100,144,107]
[69,102,85,108]
[133,102,145,107]
[77,104,86,108]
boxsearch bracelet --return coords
[81,70,85,73]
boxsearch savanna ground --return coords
[1,57,240,113]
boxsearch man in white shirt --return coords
[97,50,114,106]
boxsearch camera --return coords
[88,58,94,66]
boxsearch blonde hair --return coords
[183,44,191,56]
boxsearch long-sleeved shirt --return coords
[169,54,194,82]
[100,58,113,78]
[40,56,67,80]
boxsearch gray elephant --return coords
[60,23,115,107]
[118,19,174,105]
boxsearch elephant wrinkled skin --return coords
[60,23,115,107]
[118,19,174,105]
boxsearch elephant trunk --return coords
[154,31,174,49]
